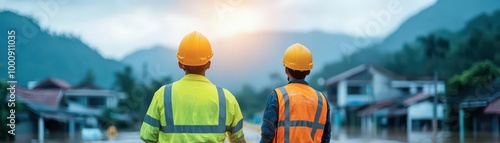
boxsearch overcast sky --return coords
[0,0,436,60]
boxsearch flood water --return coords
[333,127,500,143]
[16,126,500,143]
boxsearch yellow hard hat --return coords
[282,43,313,71]
[177,31,213,66]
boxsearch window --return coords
[88,97,106,108]
[68,96,85,105]
[329,86,338,95]
[417,87,423,93]
[400,87,410,94]
[348,86,363,95]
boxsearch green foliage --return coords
[384,44,431,78]
[235,84,271,119]
[115,66,136,95]
[382,11,500,120]
[418,34,450,60]
[108,65,173,128]
[140,76,172,117]
[309,45,385,90]
[312,10,500,102]
[447,60,500,96]
[77,70,96,87]
[114,66,137,110]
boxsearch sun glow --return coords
[217,8,262,37]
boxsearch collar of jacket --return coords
[180,74,213,83]
[288,79,308,85]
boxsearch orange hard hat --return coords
[177,31,213,66]
[282,43,313,71]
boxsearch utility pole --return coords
[419,34,449,143]
[432,69,438,142]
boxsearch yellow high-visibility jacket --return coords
[140,74,246,143]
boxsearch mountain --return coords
[0,11,124,88]
[121,46,183,84]
[121,31,366,91]
[380,0,500,52]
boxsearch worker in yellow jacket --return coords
[140,31,246,143]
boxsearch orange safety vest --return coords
[273,83,328,143]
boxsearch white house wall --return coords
[107,97,118,108]
[408,101,444,120]
[337,80,347,107]
[370,68,401,101]
[391,80,446,95]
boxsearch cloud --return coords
[0,0,436,59]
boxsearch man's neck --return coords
[185,72,205,76]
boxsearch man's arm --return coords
[260,91,279,143]
[321,94,332,143]
[225,89,246,143]
[140,86,164,143]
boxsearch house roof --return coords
[356,93,442,117]
[403,93,432,106]
[34,78,71,89]
[22,99,101,123]
[484,98,500,114]
[357,99,397,117]
[64,89,125,98]
[388,108,408,117]
[325,64,405,86]
[17,87,62,108]
[72,82,102,89]
[460,92,500,108]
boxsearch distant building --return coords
[457,80,500,137]
[324,64,446,131]
[14,78,126,142]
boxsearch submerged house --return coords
[324,64,446,131]
[457,80,500,138]
[324,64,405,127]
[357,93,446,132]
[15,78,126,142]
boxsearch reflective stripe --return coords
[217,87,226,128]
[277,87,290,143]
[161,125,226,133]
[143,114,160,128]
[277,87,325,143]
[226,120,244,133]
[162,84,227,133]
[310,91,323,139]
[164,84,174,125]
[277,120,325,129]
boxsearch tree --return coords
[141,76,172,119]
[103,66,137,128]
[418,34,450,142]
[384,43,429,78]
[447,60,500,96]
[445,60,500,131]
[78,70,96,87]
[113,66,139,121]
[235,84,258,118]
[114,66,136,96]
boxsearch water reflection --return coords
[334,127,500,143]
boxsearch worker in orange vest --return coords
[260,43,331,143]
